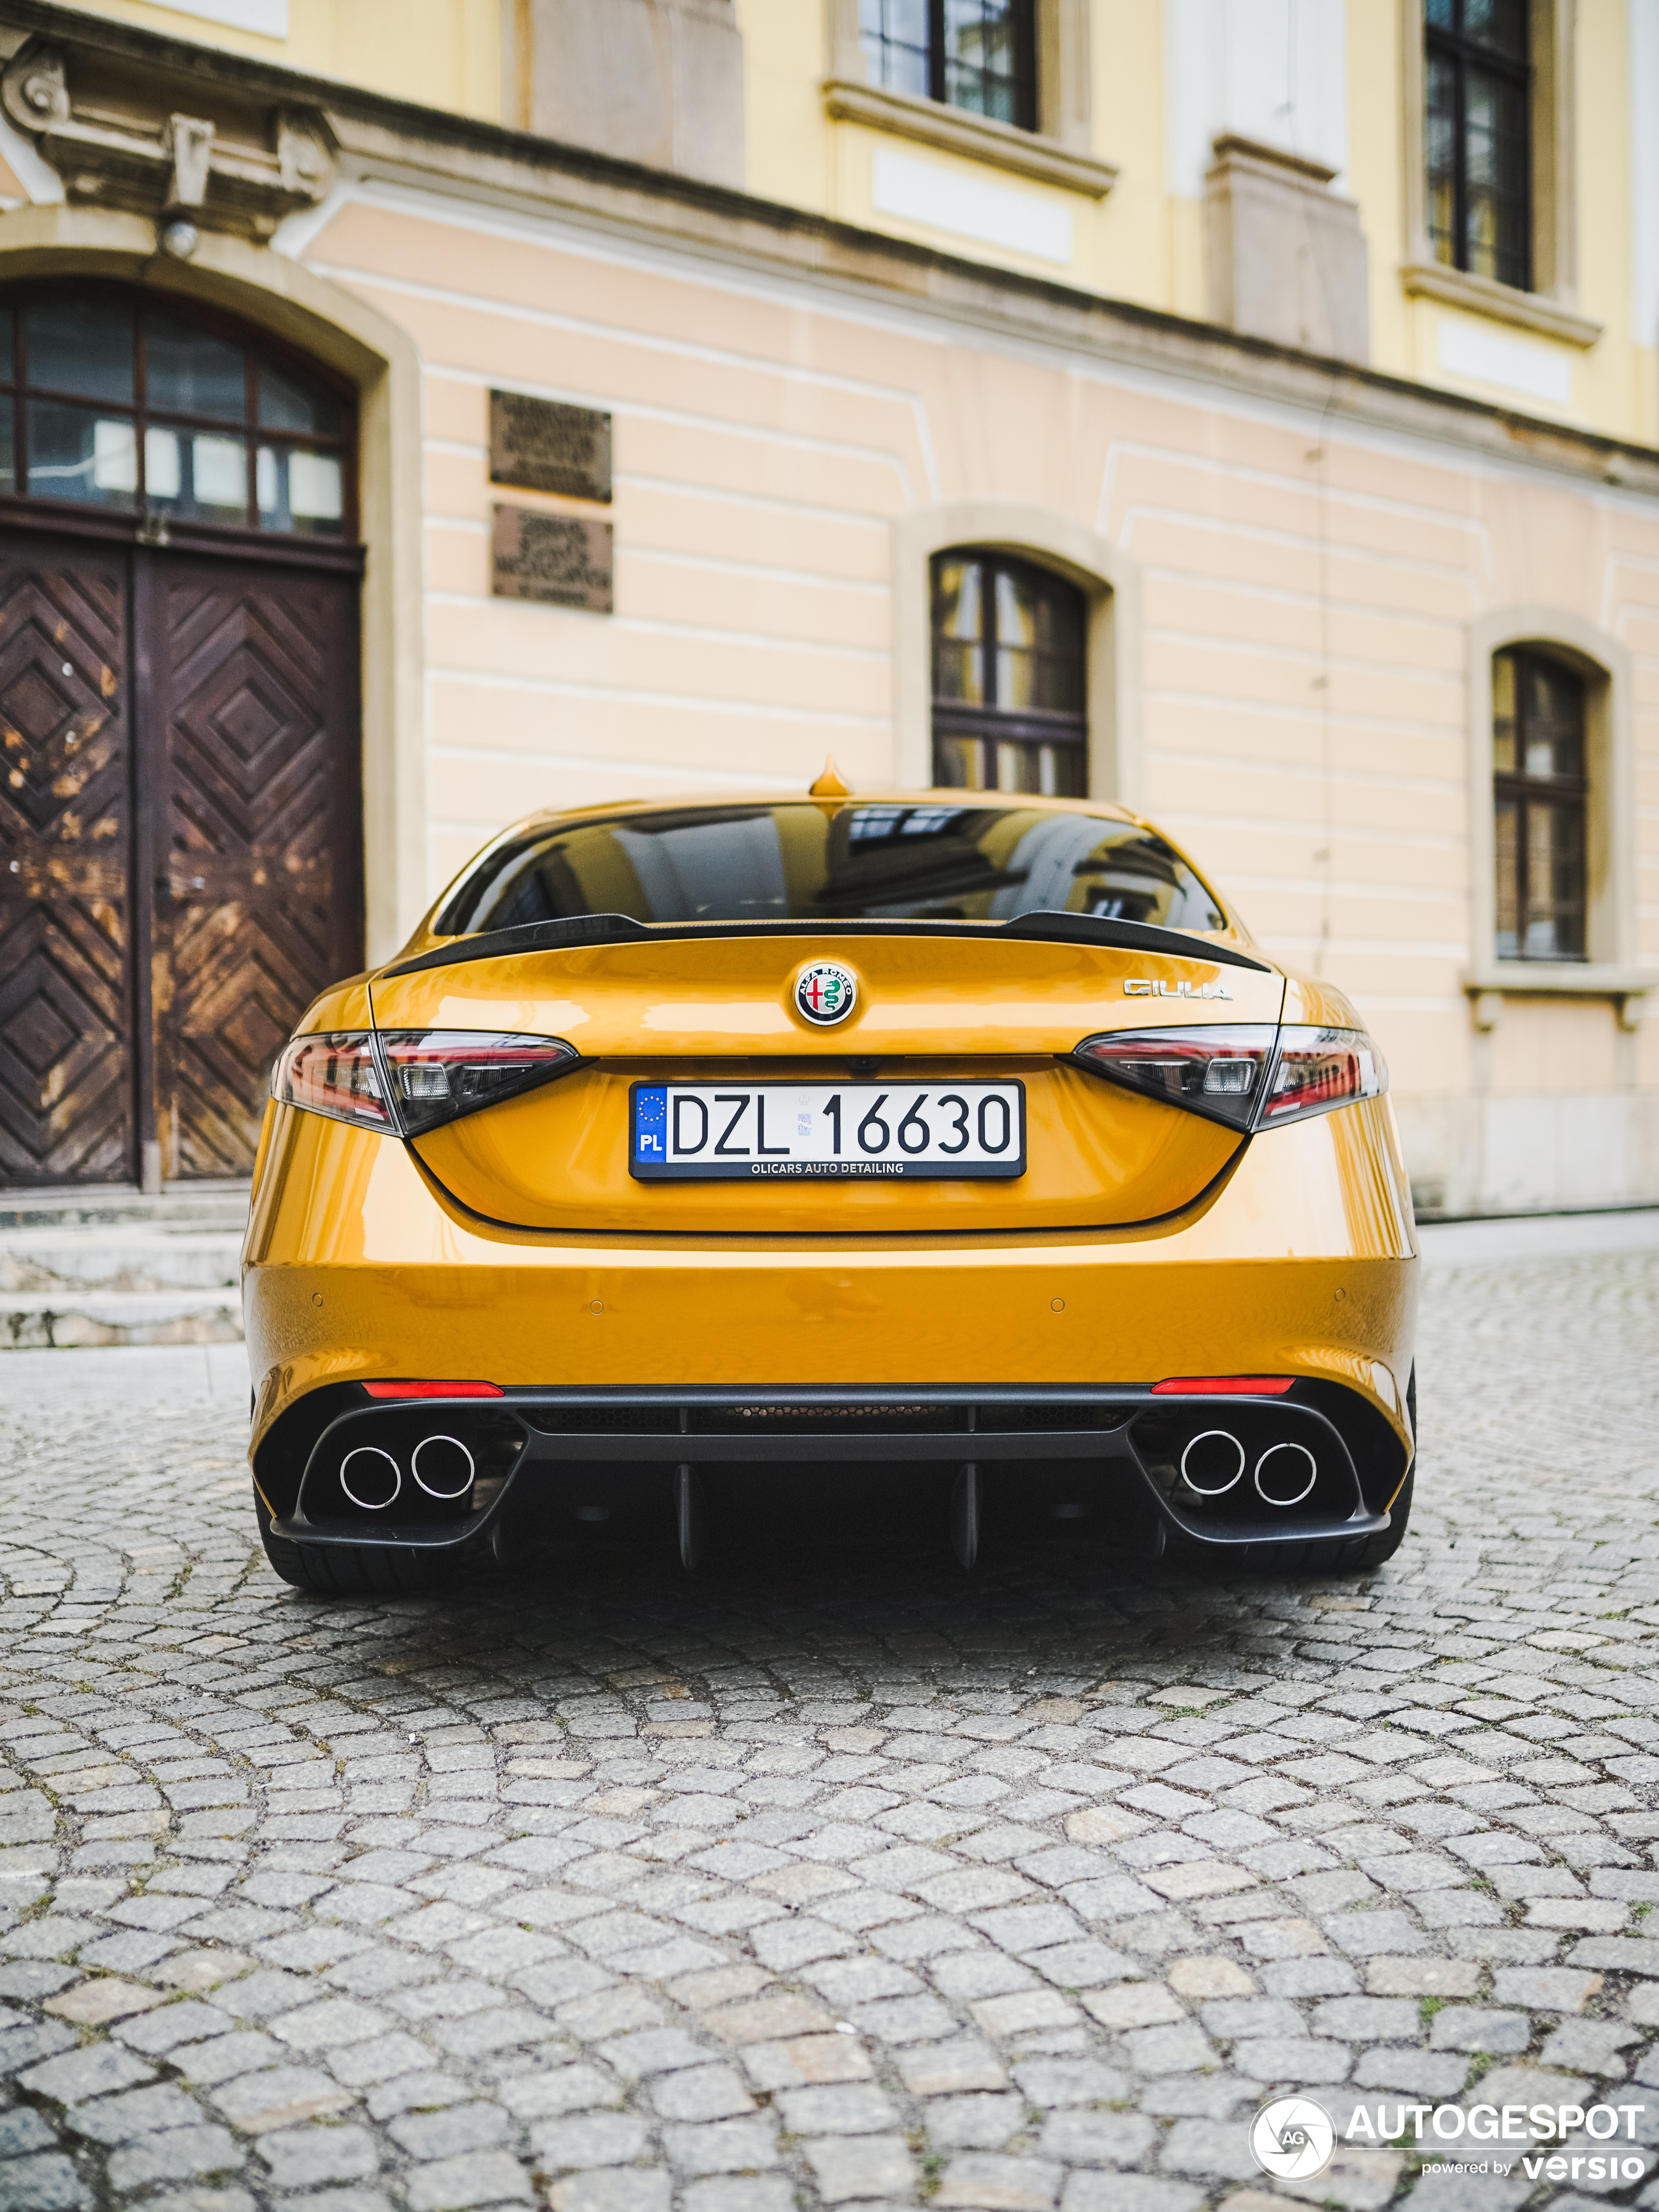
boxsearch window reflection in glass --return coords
[258,361,343,438]
[1425,0,1530,291]
[860,0,1034,128]
[931,549,1086,795]
[1492,647,1586,961]
[26,402,137,506]
[257,446,344,536]
[437,801,1225,937]
[0,284,352,540]
[144,310,247,420]
[24,297,134,406]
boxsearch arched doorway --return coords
[0,282,362,1188]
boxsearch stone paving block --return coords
[889,2039,1002,2096]
[803,2132,914,2202]
[0,2153,89,2211]
[21,2043,155,2104]
[1351,2048,1472,2096]
[105,2125,244,2192]
[934,2151,1061,2207]
[741,2034,873,2089]
[649,2064,754,2121]
[703,1991,831,2044]
[660,2116,779,2173]
[208,2064,355,2132]
[408,2151,538,2208]
[1428,2006,1530,2053]
[1365,1957,1481,1997]
[386,2103,509,2158]
[679,2183,792,2212]
[971,1989,1079,2037]
[530,2115,648,2168]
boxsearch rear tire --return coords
[254,1483,455,1595]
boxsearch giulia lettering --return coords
[1123,979,1232,1000]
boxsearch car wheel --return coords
[253,1482,455,1595]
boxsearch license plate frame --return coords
[630,1079,1027,1181]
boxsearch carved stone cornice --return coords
[1,38,334,238]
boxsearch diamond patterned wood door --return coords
[0,542,134,1186]
[148,559,362,1180]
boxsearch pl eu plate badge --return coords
[635,1085,668,1165]
[795,960,858,1027]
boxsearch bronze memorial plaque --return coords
[489,390,612,502]
[491,505,614,613]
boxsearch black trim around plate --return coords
[378,911,1274,980]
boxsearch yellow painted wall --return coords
[52,0,1651,444]
[48,0,504,120]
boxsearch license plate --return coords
[630,1081,1026,1180]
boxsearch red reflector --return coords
[363,1381,504,1399]
[1152,1376,1295,1396]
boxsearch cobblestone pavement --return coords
[0,1245,1656,2212]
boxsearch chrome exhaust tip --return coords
[340,1445,401,1511]
[1255,1440,1318,1506]
[1179,1428,1245,1497]
[411,1433,475,1502]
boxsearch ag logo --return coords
[1250,2097,1334,2181]
[795,960,858,1027]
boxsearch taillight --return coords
[1259,1027,1387,1126]
[1071,1027,1278,1130]
[1071,1022,1386,1132]
[270,1033,391,1131]
[271,1031,580,1135]
[376,1032,581,1135]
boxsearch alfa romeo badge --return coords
[795,960,858,1026]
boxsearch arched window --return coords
[1493,645,1586,959]
[931,549,1086,796]
[0,284,353,539]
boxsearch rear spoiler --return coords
[379,910,1273,981]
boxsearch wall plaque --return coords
[489,390,611,502]
[491,505,613,613]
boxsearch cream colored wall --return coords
[287,179,1659,1208]
[47,0,503,119]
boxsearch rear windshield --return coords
[434,801,1228,938]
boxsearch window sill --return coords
[1464,966,1649,1031]
[822,79,1118,199]
[1401,263,1603,350]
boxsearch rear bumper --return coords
[244,1092,1419,1552]
[261,1378,1400,1557]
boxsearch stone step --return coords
[0,1182,251,1233]
[0,1226,244,1295]
[1,1287,244,1350]
[0,1184,251,1346]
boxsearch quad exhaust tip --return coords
[339,1434,476,1512]
[1178,1428,1318,1508]
[412,1433,474,1501]
[340,1445,400,1512]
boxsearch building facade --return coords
[0,0,1656,1212]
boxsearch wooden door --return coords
[146,557,362,1180]
[0,540,134,1186]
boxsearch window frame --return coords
[1460,608,1644,1029]
[860,0,1039,135]
[1492,645,1587,962]
[0,279,359,547]
[929,546,1088,796]
[1425,0,1532,293]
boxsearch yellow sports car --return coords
[244,782,1417,1594]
